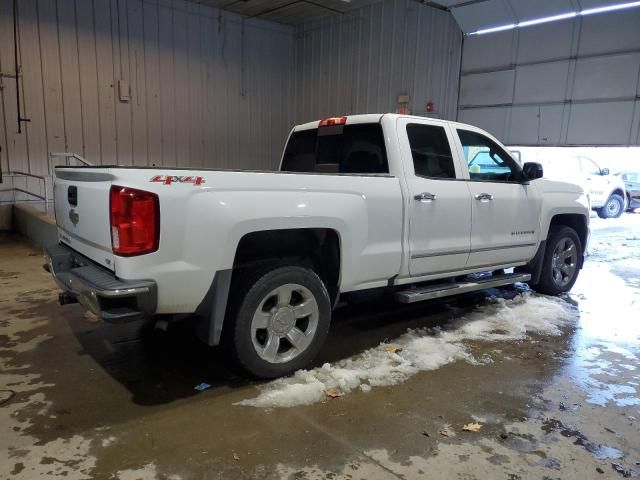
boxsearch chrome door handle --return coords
[474,193,493,202]
[414,192,437,202]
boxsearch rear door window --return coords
[406,124,456,179]
[281,123,389,174]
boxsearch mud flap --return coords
[195,269,232,346]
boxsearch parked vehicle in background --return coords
[616,172,640,211]
[539,155,626,219]
[44,114,590,378]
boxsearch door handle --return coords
[414,192,437,202]
[474,193,493,202]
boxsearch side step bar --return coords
[394,272,532,304]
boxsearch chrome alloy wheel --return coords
[606,197,621,217]
[250,283,319,364]
[551,237,578,288]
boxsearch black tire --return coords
[225,265,331,379]
[529,225,582,296]
[597,194,624,219]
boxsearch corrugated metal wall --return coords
[0,0,296,178]
[294,0,462,123]
[457,9,640,146]
[0,0,463,190]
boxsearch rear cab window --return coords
[406,124,456,179]
[281,123,389,174]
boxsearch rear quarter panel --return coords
[108,169,404,313]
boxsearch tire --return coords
[529,225,582,296]
[225,265,331,379]
[597,194,624,219]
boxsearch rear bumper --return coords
[44,243,157,323]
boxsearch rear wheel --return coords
[597,194,624,219]
[226,265,331,379]
[529,225,582,296]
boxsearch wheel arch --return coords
[525,212,588,285]
[231,228,342,299]
[196,228,342,347]
[549,213,588,253]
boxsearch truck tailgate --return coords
[54,169,115,271]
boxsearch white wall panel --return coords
[578,11,640,55]
[458,107,509,140]
[461,29,514,71]
[0,0,297,179]
[516,21,574,64]
[514,61,570,104]
[294,0,462,123]
[508,105,564,145]
[567,101,636,145]
[0,0,463,184]
[572,53,640,101]
[451,0,515,34]
[460,70,515,107]
[508,0,574,22]
[458,8,640,146]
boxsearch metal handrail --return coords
[0,187,46,202]
[0,170,48,203]
[6,170,46,181]
[49,152,93,169]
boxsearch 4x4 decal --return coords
[150,175,205,185]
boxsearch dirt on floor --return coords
[1,214,639,480]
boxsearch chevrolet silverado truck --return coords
[45,114,590,378]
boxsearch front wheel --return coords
[226,265,331,379]
[529,225,582,296]
[597,194,624,219]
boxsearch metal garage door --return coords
[455,7,640,146]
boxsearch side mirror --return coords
[523,162,543,180]
[600,167,610,176]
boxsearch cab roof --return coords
[292,113,479,132]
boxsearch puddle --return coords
[542,418,624,460]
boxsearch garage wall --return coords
[294,0,462,123]
[457,9,640,146]
[0,0,296,177]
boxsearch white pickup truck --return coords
[45,114,590,378]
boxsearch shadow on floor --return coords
[67,285,527,407]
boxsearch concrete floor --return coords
[1,215,639,480]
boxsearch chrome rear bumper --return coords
[44,243,157,323]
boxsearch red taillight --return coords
[318,116,347,127]
[109,185,159,256]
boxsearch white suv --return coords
[541,155,626,219]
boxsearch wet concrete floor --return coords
[1,214,639,479]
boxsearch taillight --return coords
[109,185,159,256]
[318,116,347,127]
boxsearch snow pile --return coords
[237,293,576,408]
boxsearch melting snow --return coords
[237,293,577,408]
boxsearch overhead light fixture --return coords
[517,11,577,28]
[471,23,516,35]
[581,0,640,15]
[468,0,640,35]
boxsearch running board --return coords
[394,272,532,304]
